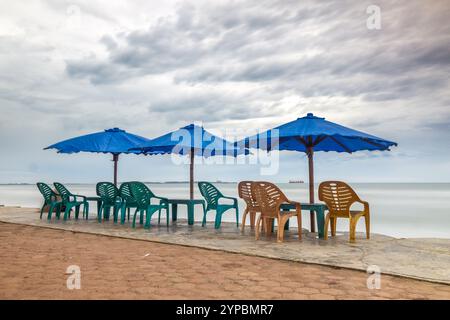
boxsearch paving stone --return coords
[0,214,449,300]
[309,293,336,300]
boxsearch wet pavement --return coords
[1,207,449,285]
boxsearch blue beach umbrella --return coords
[45,128,152,186]
[132,124,247,199]
[243,113,397,231]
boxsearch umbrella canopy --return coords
[132,124,247,199]
[45,128,152,186]
[243,113,397,231]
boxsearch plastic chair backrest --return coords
[198,182,222,209]
[96,182,119,205]
[119,182,137,205]
[37,182,55,202]
[252,181,288,218]
[54,182,71,202]
[129,181,151,209]
[238,181,259,210]
[319,181,359,216]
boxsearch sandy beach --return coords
[0,222,449,300]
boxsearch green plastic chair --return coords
[96,182,122,223]
[198,182,239,229]
[129,182,169,229]
[119,182,138,224]
[36,182,63,220]
[54,182,89,221]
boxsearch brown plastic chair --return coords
[318,181,370,242]
[252,181,302,243]
[238,181,260,231]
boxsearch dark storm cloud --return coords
[66,59,119,84]
[148,91,273,123]
[65,0,450,105]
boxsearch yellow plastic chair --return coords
[319,181,370,242]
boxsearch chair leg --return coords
[323,213,331,240]
[117,205,122,223]
[265,218,274,237]
[262,218,267,233]
[114,205,121,223]
[262,218,268,234]
[349,216,359,243]
[365,214,370,239]
[75,205,80,220]
[276,218,281,242]
[202,203,207,223]
[241,208,248,232]
[132,210,139,228]
[297,213,302,240]
[331,217,337,236]
[235,207,239,228]
[166,207,169,227]
[127,208,130,220]
[255,215,262,240]
[202,210,208,227]
[56,204,62,219]
[139,210,144,225]
[40,204,46,219]
[84,201,89,219]
[250,211,256,229]
[145,209,151,229]
[120,204,126,224]
[97,203,103,223]
[105,206,111,221]
[96,201,101,219]
[64,205,72,221]
[214,210,223,229]
[260,217,265,234]
[145,207,160,229]
[47,204,54,220]
[277,217,287,243]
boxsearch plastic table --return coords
[168,199,206,225]
[279,203,327,238]
[86,196,102,219]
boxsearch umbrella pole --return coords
[307,147,316,233]
[113,154,119,187]
[190,147,194,200]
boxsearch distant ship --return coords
[289,180,304,184]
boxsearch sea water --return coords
[1,183,449,239]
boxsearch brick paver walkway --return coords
[0,223,449,299]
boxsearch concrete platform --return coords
[0,207,449,285]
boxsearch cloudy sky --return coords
[0,0,449,184]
